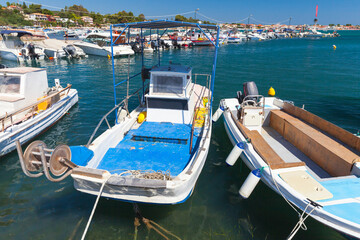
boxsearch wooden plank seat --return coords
[270,109,360,177]
[230,111,306,169]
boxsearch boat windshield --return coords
[83,36,111,47]
[3,35,25,49]
[0,75,21,94]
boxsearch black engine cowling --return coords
[63,45,77,58]
[27,43,39,60]
[237,81,259,104]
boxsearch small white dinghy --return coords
[215,81,360,239]
[0,67,78,156]
[16,20,220,205]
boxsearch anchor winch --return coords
[16,140,77,182]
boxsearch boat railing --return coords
[1,84,72,133]
[86,84,146,148]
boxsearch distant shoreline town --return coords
[0,3,359,30]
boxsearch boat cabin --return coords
[146,65,195,124]
[0,67,48,116]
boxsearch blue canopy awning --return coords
[0,30,33,37]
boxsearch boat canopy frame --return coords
[109,20,220,122]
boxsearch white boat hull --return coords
[0,89,78,156]
[222,98,360,239]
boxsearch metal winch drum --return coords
[16,140,77,182]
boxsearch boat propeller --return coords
[16,140,77,182]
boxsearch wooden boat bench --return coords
[230,111,306,170]
[270,108,360,177]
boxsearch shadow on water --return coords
[1,31,359,239]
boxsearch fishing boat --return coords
[0,67,78,156]
[74,32,134,57]
[214,82,360,239]
[16,21,220,206]
[0,30,45,62]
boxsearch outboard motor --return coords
[237,81,259,104]
[150,41,156,50]
[160,40,170,49]
[21,48,27,59]
[63,45,78,58]
[27,43,39,60]
[130,42,141,53]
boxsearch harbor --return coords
[0,29,358,239]
[0,3,360,240]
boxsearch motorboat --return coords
[37,38,87,59]
[0,30,45,62]
[74,32,134,57]
[16,20,220,207]
[189,31,213,46]
[0,67,78,156]
[214,81,360,239]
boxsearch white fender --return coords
[239,169,261,199]
[226,142,245,166]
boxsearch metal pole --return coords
[141,28,144,67]
[210,26,220,117]
[141,28,144,97]
[157,28,160,66]
[110,25,118,122]
[128,27,130,44]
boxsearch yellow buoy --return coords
[333,45,336,50]
[137,111,147,123]
[268,87,275,97]
[107,54,111,59]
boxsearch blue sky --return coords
[3,0,359,25]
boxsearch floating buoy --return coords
[49,57,54,60]
[137,111,147,123]
[107,54,111,59]
[239,169,261,199]
[212,104,224,122]
[226,142,245,166]
[268,87,275,97]
[333,45,336,50]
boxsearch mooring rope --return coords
[81,176,110,240]
[132,203,181,240]
[268,167,320,239]
[286,201,317,240]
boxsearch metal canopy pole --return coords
[128,27,130,44]
[209,26,220,117]
[141,28,144,97]
[197,24,216,47]
[157,29,160,66]
[110,25,118,122]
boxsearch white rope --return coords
[267,167,318,240]
[268,167,301,216]
[81,176,110,240]
[287,201,317,240]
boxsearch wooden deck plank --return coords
[250,130,306,170]
[283,102,360,153]
[271,109,360,176]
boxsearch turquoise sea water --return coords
[0,31,359,239]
